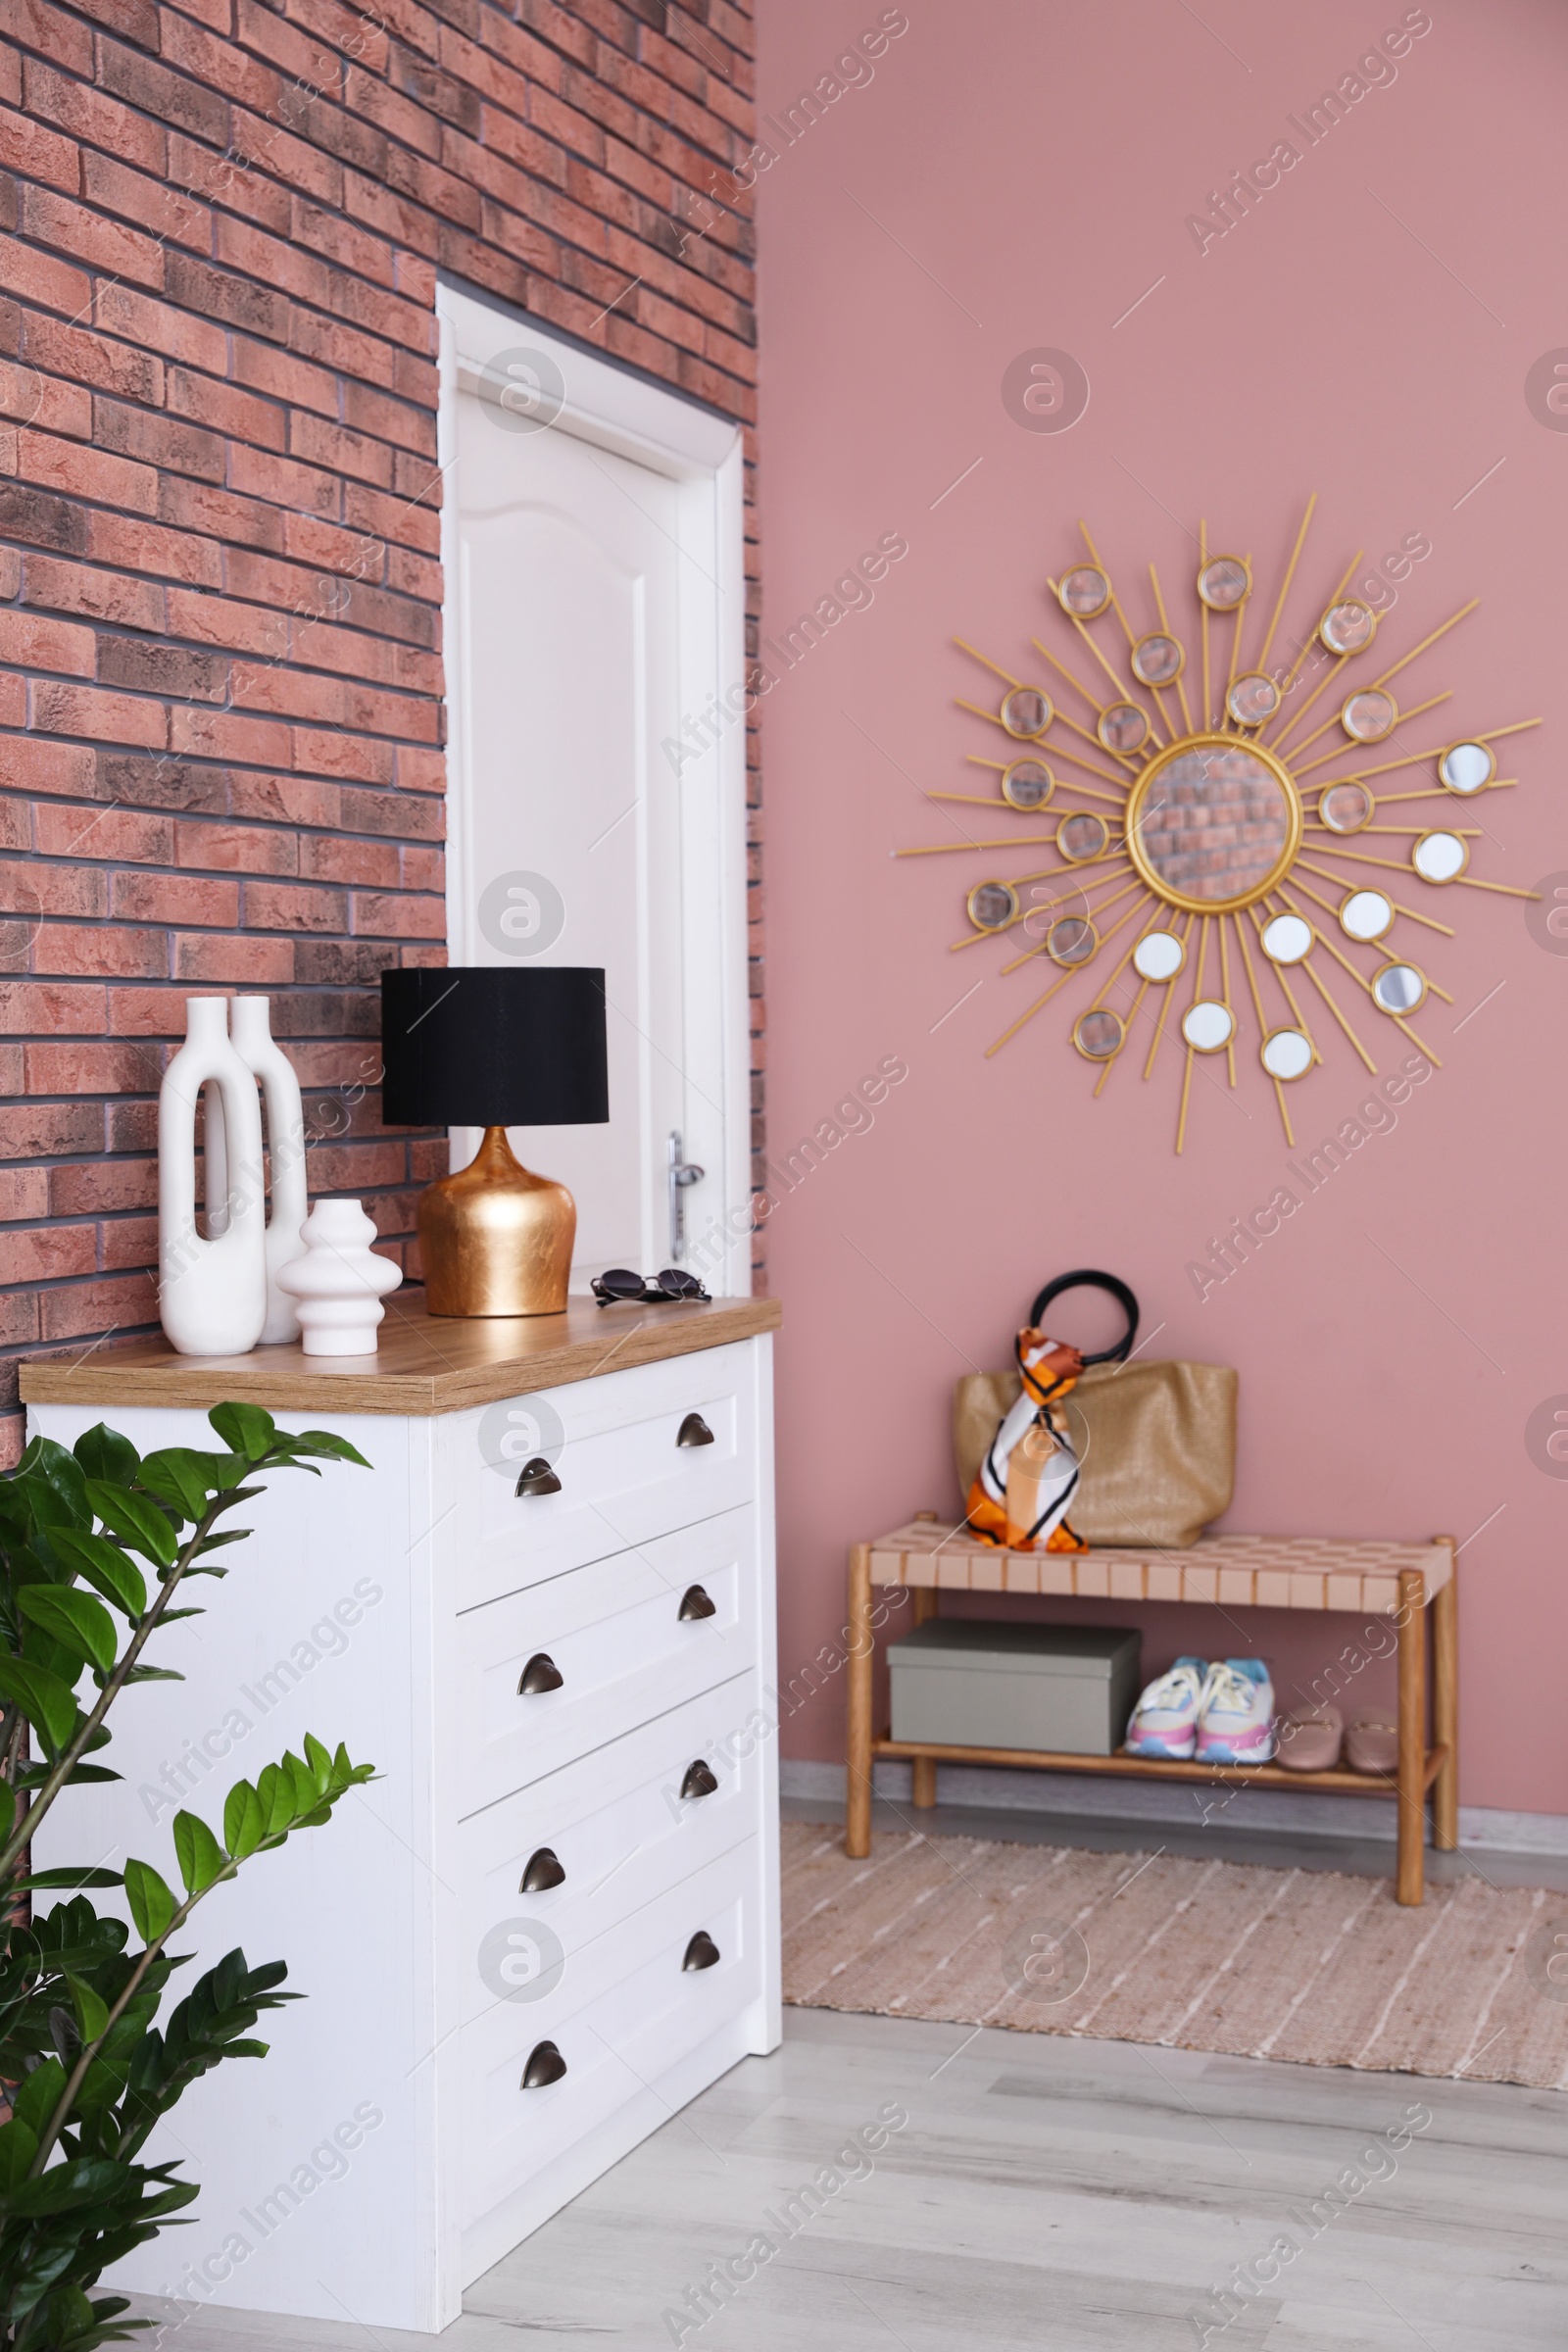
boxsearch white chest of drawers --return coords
[23,1298,781,2335]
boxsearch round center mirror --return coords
[1132,632,1184,687]
[1133,928,1185,982]
[1126,734,1300,912]
[1439,741,1494,794]
[1001,686,1051,739]
[1057,566,1110,617]
[1319,780,1373,834]
[1413,829,1467,882]
[1319,599,1378,656]
[1198,556,1250,610]
[1002,758,1054,808]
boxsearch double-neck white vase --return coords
[230,996,308,1344]
[275,1199,403,1356]
[159,998,269,1357]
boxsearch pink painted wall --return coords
[755,0,1568,1815]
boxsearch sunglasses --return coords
[591,1267,710,1306]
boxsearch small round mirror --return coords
[1048,914,1098,967]
[1226,671,1281,728]
[1182,1000,1234,1054]
[1260,1027,1313,1081]
[1002,758,1054,809]
[1319,780,1373,835]
[1340,888,1393,943]
[1319,599,1378,657]
[1057,565,1111,618]
[967,880,1018,931]
[1072,1007,1124,1060]
[1412,829,1467,883]
[1372,961,1426,1014]
[1001,686,1051,739]
[1057,811,1110,862]
[1098,701,1150,756]
[1342,688,1396,743]
[1260,911,1312,964]
[1132,632,1184,687]
[1198,556,1250,611]
[1439,740,1494,795]
[1133,928,1185,982]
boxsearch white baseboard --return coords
[779,1759,1568,1857]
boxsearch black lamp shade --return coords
[380,967,609,1129]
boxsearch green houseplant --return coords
[0,1402,374,2351]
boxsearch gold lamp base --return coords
[418,1125,576,1317]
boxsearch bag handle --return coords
[1028,1269,1140,1366]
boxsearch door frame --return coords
[435,278,753,1294]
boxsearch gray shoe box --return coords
[888,1621,1143,1756]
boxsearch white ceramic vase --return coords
[275,1199,403,1357]
[159,998,269,1357]
[229,995,308,1344]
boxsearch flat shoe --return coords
[1277,1704,1343,1773]
[1346,1716,1398,1775]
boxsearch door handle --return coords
[677,1413,714,1448]
[517,1652,564,1695]
[679,1759,718,1801]
[521,2039,566,2089]
[682,1931,720,1972]
[515,1456,563,1497]
[678,1584,716,1621]
[520,1846,565,1893]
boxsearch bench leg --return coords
[846,1544,874,1858]
[1432,1537,1458,1852]
[1396,1567,1426,1905]
[910,1587,938,1808]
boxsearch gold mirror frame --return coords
[1124,732,1303,915]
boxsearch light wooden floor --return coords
[128,2004,1566,2349]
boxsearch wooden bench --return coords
[846,1521,1457,1904]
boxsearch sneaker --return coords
[1125,1656,1209,1759]
[1195,1658,1276,1763]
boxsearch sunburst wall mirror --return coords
[903,497,1540,1150]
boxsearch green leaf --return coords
[208,1401,275,1461]
[122,1664,183,1684]
[222,1781,265,1860]
[47,1529,148,1619]
[283,1750,318,1820]
[67,1975,109,2043]
[137,1447,223,1520]
[172,1811,226,1896]
[302,1732,333,1793]
[12,2058,67,2134]
[255,1763,291,1838]
[287,1430,371,1468]
[122,1859,176,1945]
[12,1868,123,1892]
[19,1585,119,1675]
[73,1425,140,1489]
[0,2120,38,2190]
[0,1657,81,1754]
[0,2156,127,2218]
[83,1482,177,1568]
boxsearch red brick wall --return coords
[0,0,760,1462]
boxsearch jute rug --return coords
[781,1824,1568,2089]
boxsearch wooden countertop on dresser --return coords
[19,1294,783,1418]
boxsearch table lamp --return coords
[380,967,609,1317]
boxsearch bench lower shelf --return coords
[870,1734,1449,1800]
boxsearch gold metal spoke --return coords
[1256,493,1317,679]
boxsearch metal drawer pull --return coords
[676,1412,714,1448]
[521,2039,566,2089]
[679,1759,718,1801]
[682,1931,721,1972]
[517,1652,564,1696]
[515,1456,563,1497]
[677,1584,716,1621]
[520,1846,565,1893]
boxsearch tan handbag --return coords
[955,1359,1237,1549]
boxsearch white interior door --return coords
[438,290,751,1293]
